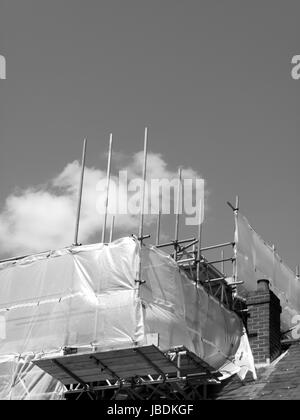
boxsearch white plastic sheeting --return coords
[0,237,255,399]
[235,212,300,331]
[0,355,63,400]
[0,238,144,356]
[142,244,256,380]
[140,245,253,377]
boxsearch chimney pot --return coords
[257,279,270,291]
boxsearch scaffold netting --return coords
[0,237,255,399]
[235,212,300,332]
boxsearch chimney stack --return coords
[246,279,282,365]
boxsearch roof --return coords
[212,340,300,400]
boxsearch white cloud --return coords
[0,152,204,256]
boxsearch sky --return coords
[0,0,300,272]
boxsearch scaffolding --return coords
[33,345,221,400]
[0,130,257,400]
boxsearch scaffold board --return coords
[33,345,179,385]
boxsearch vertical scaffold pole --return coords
[235,195,240,213]
[156,210,161,246]
[101,134,113,244]
[196,196,204,284]
[174,167,182,261]
[138,128,148,284]
[73,138,87,246]
[233,195,239,283]
[109,215,115,243]
[221,249,225,274]
[138,127,148,243]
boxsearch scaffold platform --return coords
[33,345,221,400]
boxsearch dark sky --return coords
[0,0,300,270]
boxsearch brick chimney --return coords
[246,279,282,365]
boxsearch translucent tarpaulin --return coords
[0,237,255,399]
[235,212,300,331]
[0,355,64,400]
[140,245,254,376]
